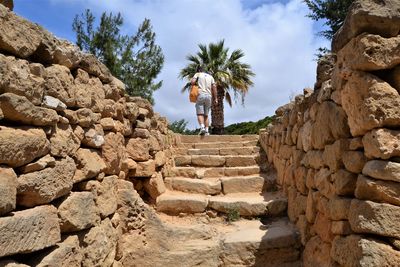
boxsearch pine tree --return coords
[73,9,164,104]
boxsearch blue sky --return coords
[14,0,329,129]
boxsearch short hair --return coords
[197,65,204,72]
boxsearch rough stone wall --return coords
[0,4,173,266]
[259,1,400,266]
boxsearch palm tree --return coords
[179,40,255,134]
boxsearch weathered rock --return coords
[0,166,17,215]
[78,53,112,83]
[362,160,400,182]
[311,101,350,149]
[49,123,81,157]
[17,157,76,207]
[331,235,400,267]
[329,197,351,220]
[315,54,335,89]
[349,137,363,150]
[332,0,400,52]
[356,175,400,206]
[0,205,60,257]
[312,212,334,243]
[332,169,357,196]
[301,150,324,169]
[0,93,58,126]
[125,138,150,161]
[341,71,400,136]
[154,151,166,167]
[83,175,117,218]
[349,199,400,239]
[156,193,208,214]
[0,0,13,10]
[322,139,348,172]
[342,150,367,174]
[144,172,166,200]
[0,126,49,167]
[102,132,126,175]
[73,148,106,183]
[331,221,353,235]
[33,236,82,267]
[44,64,76,107]
[363,128,400,159]
[58,192,100,233]
[135,160,156,177]
[81,125,104,148]
[75,108,99,128]
[74,69,105,109]
[0,5,43,58]
[103,77,125,101]
[314,168,333,199]
[303,236,332,267]
[42,95,67,111]
[306,191,319,223]
[0,259,29,266]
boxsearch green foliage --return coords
[168,119,189,134]
[226,206,240,222]
[72,9,164,104]
[304,0,354,40]
[224,116,274,135]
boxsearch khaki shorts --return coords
[195,94,211,115]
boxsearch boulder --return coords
[322,139,348,172]
[78,53,112,83]
[44,64,76,107]
[58,192,100,233]
[356,175,400,206]
[83,176,117,219]
[362,160,400,183]
[331,169,357,196]
[0,205,60,257]
[49,123,81,157]
[74,69,105,109]
[17,157,76,207]
[331,235,400,267]
[332,0,400,52]
[144,172,166,200]
[0,55,45,105]
[102,132,126,175]
[73,148,107,183]
[81,125,105,148]
[125,138,150,161]
[0,126,49,167]
[0,93,58,126]
[135,160,156,177]
[0,166,17,215]
[363,128,400,159]
[341,71,400,136]
[303,236,332,267]
[349,199,400,239]
[342,150,367,174]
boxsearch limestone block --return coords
[82,124,104,148]
[301,150,324,169]
[17,157,76,207]
[191,155,225,167]
[81,218,117,267]
[331,235,400,267]
[75,108,99,128]
[314,168,334,199]
[298,120,313,152]
[34,236,82,267]
[332,169,357,196]
[73,148,107,183]
[124,101,139,121]
[363,128,400,160]
[74,69,105,109]
[78,53,113,83]
[356,175,400,206]
[362,160,400,182]
[332,0,400,52]
[102,132,126,175]
[135,160,156,177]
[349,137,363,150]
[311,101,350,149]
[0,93,58,126]
[144,173,166,200]
[342,150,367,174]
[44,65,76,107]
[294,166,307,195]
[174,155,191,166]
[341,71,400,136]
[329,197,351,220]
[349,199,400,239]
[287,187,306,222]
[19,154,56,174]
[0,166,17,215]
[0,0,13,10]
[125,138,150,161]
[132,128,150,139]
[0,259,29,266]
[312,212,334,243]
[331,221,353,235]
[296,215,310,246]
[303,236,332,267]
[58,192,100,233]
[305,168,316,190]
[0,205,60,257]
[154,151,166,167]
[338,33,400,71]
[0,126,49,167]
[49,123,81,157]
[322,139,349,172]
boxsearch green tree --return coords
[304,0,354,40]
[168,119,189,134]
[179,40,255,134]
[72,9,164,104]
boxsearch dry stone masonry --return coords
[259,0,400,266]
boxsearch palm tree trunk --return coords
[211,86,224,135]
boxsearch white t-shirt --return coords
[192,72,215,96]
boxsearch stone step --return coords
[174,155,258,168]
[156,191,208,214]
[221,175,275,194]
[180,140,258,149]
[168,166,261,178]
[208,192,287,217]
[174,146,260,156]
[165,177,222,195]
[178,134,258,143]
[220,219,301,267]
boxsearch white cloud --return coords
[53,0,329,129]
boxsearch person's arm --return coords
[212,83,218,104]
[191,73,198,85]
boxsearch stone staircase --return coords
[155,135,302,267]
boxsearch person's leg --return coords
[203,95,212,134]
[195,96,206,134]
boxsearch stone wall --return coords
[0,4,173,266]
[259,0,400,266]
